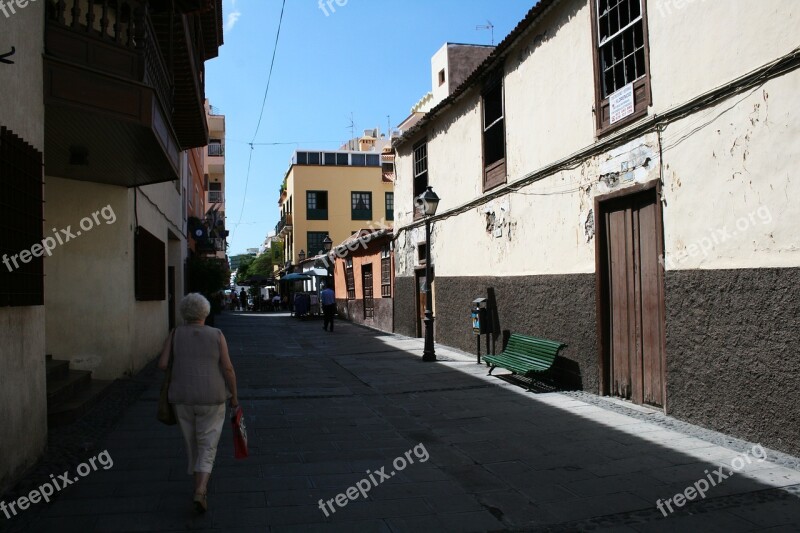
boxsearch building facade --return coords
[0,2,48,492]
[277,133,395,269]
[332,230,394,333]
[393,0,800,455]
[1,0,223,491]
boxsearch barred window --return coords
[0,126,44,307]
[345,257,355,300]
[413,139,428,199]
[592,0,652,132]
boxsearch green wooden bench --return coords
[483,334,566,390]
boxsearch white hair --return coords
[180,293,211,322]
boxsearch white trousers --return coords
[174,403,227,475]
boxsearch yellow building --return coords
[278,141,395,266]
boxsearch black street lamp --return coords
[417,186,440,362]
[323,235,334,289]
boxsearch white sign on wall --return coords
[609,83,635,124]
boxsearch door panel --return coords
[363,265,374,319]
[604,189,665,407]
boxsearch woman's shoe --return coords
[193,492,208,514]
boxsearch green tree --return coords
[186,257,229,315]
[248,253,274,277]
[234,255,255,285]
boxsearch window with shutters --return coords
[380,245,392,298]
[385,192,394,221]
[135,227,166,301]
[306,231,328,257]
[345,257,355,300]
[351,191,372,220]
[306,190,328,220]
[413,139,428,220]
[0,126,44,307]
[591,0,652,133]
[482,69,506,191]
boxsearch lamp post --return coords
[417,186,440,362]
[323,235,334,290]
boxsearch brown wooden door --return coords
[416,270,426,338]
[362,265,374,319]
[603,189,665,407]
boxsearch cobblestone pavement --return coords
[3,312,800,532]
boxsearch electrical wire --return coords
[232,0,287,240]
[394,43,800,238]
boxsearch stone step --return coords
[46,358,70,380]
[46,369,91,409]
[48,380,115,427]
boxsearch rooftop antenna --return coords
[476,20,495,46]
[348,112,355,141]
[386,115,391,137]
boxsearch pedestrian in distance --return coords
[239,288,248,311]
[158,293,239,514]
[321,284,336,332]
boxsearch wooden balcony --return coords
[43,0,222,188]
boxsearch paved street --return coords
[7,312,800,532]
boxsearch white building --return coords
[393,0,800,455]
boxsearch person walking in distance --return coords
[321,284,336,332]
[158,293,239,514]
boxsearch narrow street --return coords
[6,313,800,532]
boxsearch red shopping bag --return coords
[231,406,249,459]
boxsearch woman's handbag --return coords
[157,330,177,426]
[231,406,249,459]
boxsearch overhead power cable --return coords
[233,0,287,239]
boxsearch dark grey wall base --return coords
[336,298,393,333]
[394,277,418,338]
[394,268,800,457]
[665,267,800,456]
[396,274,598,391]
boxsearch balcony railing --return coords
[208,191,224,204]
[208,143,225,157]
[276,213,293,236]
[46,0,173,116]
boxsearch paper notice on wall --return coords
[609,83,635,124]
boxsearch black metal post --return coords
[422,217,436,362]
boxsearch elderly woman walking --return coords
[159,293,238,513]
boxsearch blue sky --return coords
[207,0,535,256]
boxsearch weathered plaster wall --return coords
[44,178,134,380]
[649,0,800,114]
[45,180,184,380]
[0,2,48,492]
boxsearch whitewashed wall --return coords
[394,0,800,277]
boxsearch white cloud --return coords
[225,0,241,31]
